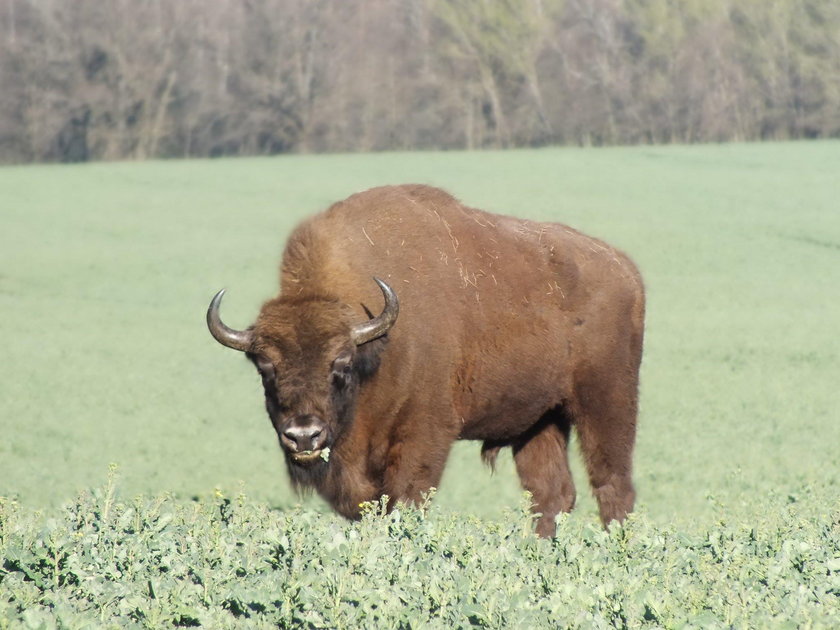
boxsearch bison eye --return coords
[254,356,276,380]
[332,371,350,390]
[331,353,353,389]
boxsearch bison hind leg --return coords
[512,407,576,538]
[571,373,638,529]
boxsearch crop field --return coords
[1,142,839,627]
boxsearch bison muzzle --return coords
[207,184,645,537]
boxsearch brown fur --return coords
[237,184,645,537]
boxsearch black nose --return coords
[280,417,327,453]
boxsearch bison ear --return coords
[355,336,387,381]
[355,303,388,380]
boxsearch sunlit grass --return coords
[1,142,838,529]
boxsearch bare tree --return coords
[1,0,839,163]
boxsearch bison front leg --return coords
[512,412,576,538]
[381,419,456,509]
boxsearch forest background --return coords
[2,0,840,164]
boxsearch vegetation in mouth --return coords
[290,448,330,464]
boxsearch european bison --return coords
[207,184,644,537]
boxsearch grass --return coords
[1,141,839,531]
[2,479,837,628]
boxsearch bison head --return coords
[207,278,398,478]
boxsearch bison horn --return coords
[351,278,399,345]
[207,289,253,352]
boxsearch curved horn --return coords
[207,289,253,352]
[351,278,399,345]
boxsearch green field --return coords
[2,142,839,626]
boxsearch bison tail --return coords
[480,440,505,472]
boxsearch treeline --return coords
[2,0,839,163]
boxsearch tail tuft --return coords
[481,440,506,472]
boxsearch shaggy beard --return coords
[285,453,332,493]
